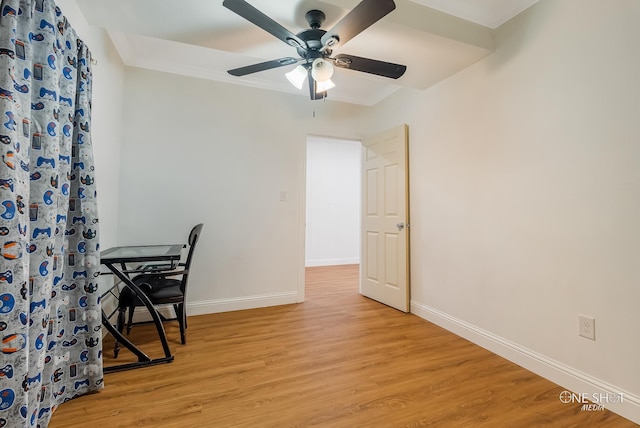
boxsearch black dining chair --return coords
[116,223,204,345]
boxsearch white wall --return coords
[365,0,640,422]
[305,136,361,267]
[118,68,371,312]
[57,0,125,250]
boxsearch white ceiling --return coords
[75,0,539,106]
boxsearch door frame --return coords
[298,134,364,301]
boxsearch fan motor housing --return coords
[295,28,327,57]
[294,10,332,59]
[305,10,325,29]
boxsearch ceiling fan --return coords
[222,0,407,100]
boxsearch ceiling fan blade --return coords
[321,0,396,49]
[228,57,300,76]
[331,54,406,79]
[223,0,307,49]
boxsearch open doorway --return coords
[305,135,362,277]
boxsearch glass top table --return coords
[100,244,184,372]
[100,244,184,264]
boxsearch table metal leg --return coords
[102,262,174,372]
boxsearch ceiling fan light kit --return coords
[285,64,308,89]
[223,0,407,101]
[311,58,334,83]
[316,79,335,93]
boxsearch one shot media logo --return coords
[559,390,625,412]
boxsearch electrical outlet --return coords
[578,315,595,340]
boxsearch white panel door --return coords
[360,124,410,312]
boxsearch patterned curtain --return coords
[0,1,102,426]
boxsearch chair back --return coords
[181,223,204,292]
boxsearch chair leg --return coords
[175,303,186,344]
[126,306,135,334]
[115,307,126,358]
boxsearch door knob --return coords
[397,222,405,231]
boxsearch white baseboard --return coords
[410,300,640,425]
[111,292,299,325]
[187,291,299,315]
[305,258,360,267]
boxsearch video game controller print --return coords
[74,379,90,389]
[72,270,87,279]
[0,178,13,191]
[62,338,77,347]
[73,325,89,335]
[0,364,12,379]
[0,270,12,284]
[32,227,51,239]
[36,156,55,168]
[61,282,76,291]
[29,299,46,313]
[39,86,56,100]
[59,95,72,107]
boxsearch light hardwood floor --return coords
[50,265,636,427]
